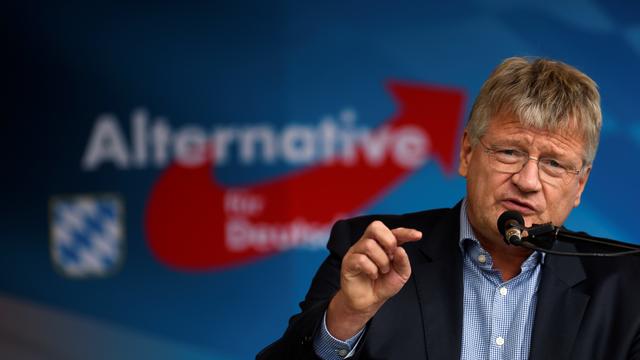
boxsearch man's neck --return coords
[477,235,533,281]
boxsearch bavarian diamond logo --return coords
[49,194,125,278]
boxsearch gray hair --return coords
[466,57,602,165]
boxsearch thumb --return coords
[391,246,411,280]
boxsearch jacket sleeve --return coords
[256,218,371,360]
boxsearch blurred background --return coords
[3,1,640,359]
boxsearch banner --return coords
[3,1,639,359]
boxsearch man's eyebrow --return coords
[488,139,579,159]
[536,144,583,162]
[489,138,528,148]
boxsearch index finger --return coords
[361,220,398,255]
[391,227,422,245]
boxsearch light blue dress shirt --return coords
[314,199,543,359]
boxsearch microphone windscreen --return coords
[497,210,524,235]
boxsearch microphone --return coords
[496,210,640,256]
[497,211,525,245]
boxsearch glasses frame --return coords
[477,139,583,182]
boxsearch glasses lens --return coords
[486,151,572,185]
[539,168,570,185]
[487,153,523,173]
[539,160,566,178]
[481,140,578,185]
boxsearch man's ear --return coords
[458,131,473,177]
[573,166,591,207]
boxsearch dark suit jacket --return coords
[257,203,640,359]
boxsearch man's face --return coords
[458,113,591,247]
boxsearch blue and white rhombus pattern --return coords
[49,195,124,278]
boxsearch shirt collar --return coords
[458,198,544,269]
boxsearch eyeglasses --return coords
[478,139,583,185]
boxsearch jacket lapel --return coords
[409,203,464,360]
[528,242,589,360]
[406,203,590,360]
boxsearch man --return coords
[257,57,640,359]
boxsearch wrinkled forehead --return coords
[518,115,585,138]
[486,112,589,158]
[487,108,584,132]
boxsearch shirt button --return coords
[477,254,487,264]
[499,287,508,296]
[496,336,505,346]
[337,349,349,357]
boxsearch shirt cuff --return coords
[313,310,365,359]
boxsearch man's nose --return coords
[511,158,542,192]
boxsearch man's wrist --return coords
[326,291,376,340]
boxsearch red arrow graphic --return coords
[144,81,465,271]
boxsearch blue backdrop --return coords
[3,1,640,359]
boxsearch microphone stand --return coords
[519,223,640,257]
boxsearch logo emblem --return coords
[49,194,125,278]
[144,81,466,271]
